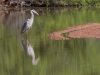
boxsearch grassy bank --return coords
[2,0,100,8]
[43,0,100,6]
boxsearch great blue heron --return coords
[21,9,39,34]
[22,40,40,65]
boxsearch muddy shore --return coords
[48,23,100,40]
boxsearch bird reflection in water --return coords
[21,39,40,65]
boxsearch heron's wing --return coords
[21,20,29,33]
[21,40,27,52]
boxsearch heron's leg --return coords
[26,30,28,40]
[26,38,29,46]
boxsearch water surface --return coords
[0,7,100,75]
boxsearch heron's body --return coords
[27,44,35,57]
[21,9,39,34]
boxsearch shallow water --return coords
[0,7,100,75]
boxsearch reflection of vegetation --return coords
[29,7,100,75]
[0,7,100,75]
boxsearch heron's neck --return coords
[30,12,34,20]
[32,55,35,60]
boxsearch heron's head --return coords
[32,57,40,65]
[31,9,39,15]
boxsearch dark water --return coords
[0,7,100,75]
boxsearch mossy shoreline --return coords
[1,0,100,8]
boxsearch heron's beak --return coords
[34,11,39,15]
[35,12,39,15]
